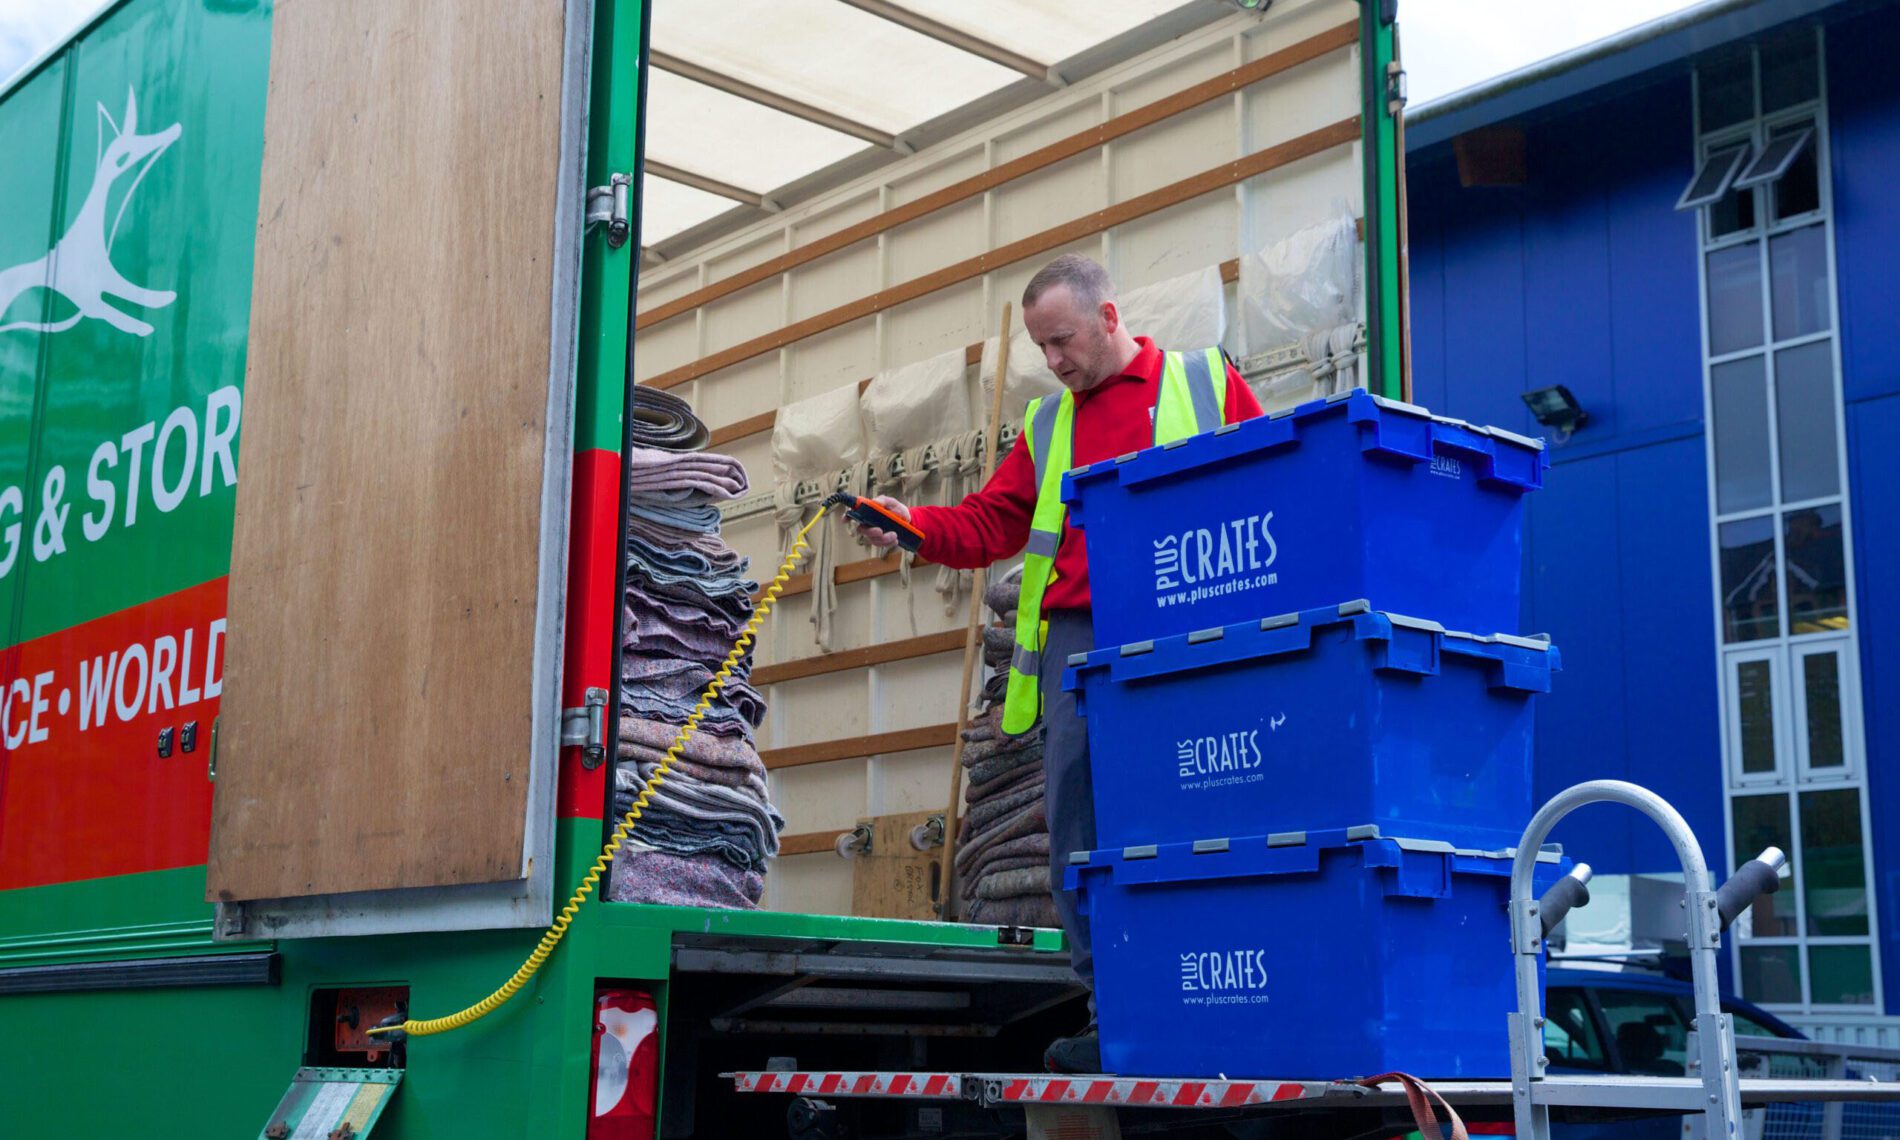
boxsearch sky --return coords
[0,0,1708,109]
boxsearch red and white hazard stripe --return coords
[728,1071,1350,1110]
[990,1076,1332,1108]
[729,1072,961,1099]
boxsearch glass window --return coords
[1733,794,1797,935]
[1771,225,1831,339]
[1809,946,1876,1006]
[1729,1007,1786,1039]
[1741,945,1804,1005]
[1712,357,1773,514]
[1775,340,1840,502]
[1708,242,1764,355]
[1597,990,1689,1076]
[1700,51,1754,132]
[1544,988,1609,1069]
[1680,143,1752,211]
[1761,29,1820,113]
[1736,658,1778,774]
[1736,127,1813,190]
[1774,132,1821,221]
[1802,651,1845,770]
[1721,517,1780,642]
[1783,505,1848,633]
[1800,789,1868,936]
[1711,180,1758,239]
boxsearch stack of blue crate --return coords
[1057,388,1564,1080]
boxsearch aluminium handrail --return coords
[1507,780,1739,1140]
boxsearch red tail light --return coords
[589,988,659,1140]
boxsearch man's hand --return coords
[848,495,913,549]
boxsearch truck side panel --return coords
[0,0,267,920]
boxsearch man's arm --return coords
[853,433,1039,570]
[1223,358,1265,423]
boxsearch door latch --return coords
[586,172,633,250]
[560,687,610,769]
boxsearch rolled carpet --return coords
[630,388,710,451]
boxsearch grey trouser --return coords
[1040,609,1095,1000]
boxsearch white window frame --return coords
[1694,27,1881,1016]
[1734,125,1814,190]
[1724,646,1789,788]
[1791,639,1859,782]
[1678,140,1755,211]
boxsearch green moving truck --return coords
[0,2,1403,1135]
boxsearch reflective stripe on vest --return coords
[1001,348,1229,734]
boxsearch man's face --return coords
[1024,284,1119,393]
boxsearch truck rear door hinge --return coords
[586,173,633,249]
[560,687,610,768]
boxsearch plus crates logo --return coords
[1151,510,1278,609]
[1174,722,1281,792]
[1179,948,1271,1006]
[0,89,181,338]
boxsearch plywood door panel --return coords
[209,0,573,904]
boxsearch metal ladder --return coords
[1508,779,1780,1139]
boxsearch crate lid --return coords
[1061,388,1549,512]
[1062,601,1561,693]
[1063,824,1566,895]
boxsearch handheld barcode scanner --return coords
[825,493,925,552]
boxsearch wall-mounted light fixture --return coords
[1522,385,1588,437]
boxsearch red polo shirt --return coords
[908,337,1263,613]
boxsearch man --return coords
[851,253,1264,1072]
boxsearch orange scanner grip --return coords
[826,494,925,552]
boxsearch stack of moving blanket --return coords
[609,446,784,909]
[954,573,1060,928]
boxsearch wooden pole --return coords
[935,304,1013,919]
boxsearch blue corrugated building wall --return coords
[1405,0,1900,1033]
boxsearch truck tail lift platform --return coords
[727,781,1900,1139]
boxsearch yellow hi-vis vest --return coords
[1001,347,1230,734]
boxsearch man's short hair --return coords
[1022,254,1115,311]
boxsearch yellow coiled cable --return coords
[371,505,830,1039]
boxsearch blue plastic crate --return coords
[1066,827,1559,1079]
[1061,389,1547,648]
[1064,602,1558,851]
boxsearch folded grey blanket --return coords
[964,893,1060,928]
[967,854,1044,879]
[965,741,1041,787]
[965,758,1043,804]
[608,843,763,908]
[975,864,1051,900]
[955,802,1046,874]
[624,445,747,498]
[964,778,1047,833]
[620,748,768,793]
[967,831,1051,881]
[619,716,763,768]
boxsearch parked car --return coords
[1544,965,1811,1139]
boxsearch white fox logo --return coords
[0,89,180,338]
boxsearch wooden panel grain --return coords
[209,0,569,902]
[762,724,960,771]
[642,117,1360,391]
[768,551,917,601]
[635,21,1358,330]
[777,831,842,857]
[850,811,944,920]
[752,629,965,686]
